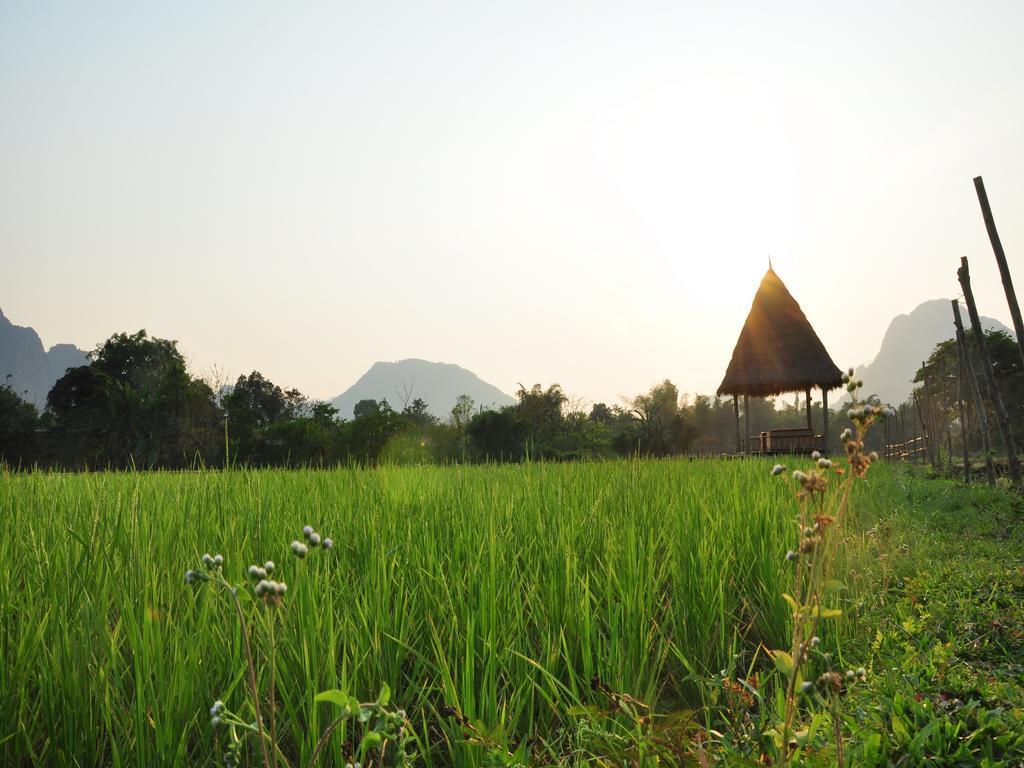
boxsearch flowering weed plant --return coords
[768,371,894,766]
[186,525,413,768]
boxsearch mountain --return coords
[0,308,88,409]
[850,299,1011,406]
[330,359,516,420]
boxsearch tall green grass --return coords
[0,459,889,766]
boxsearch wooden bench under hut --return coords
[717,266,843,455]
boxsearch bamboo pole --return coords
[955,326,970,482]
[926,360,943,467]
[952,300,995,485]
[898,409,904,460]
[920,361,938,467]
[912,391,929,466]
[974,176,1024,372]
[917,399,925,466]
[958,257,1020,483]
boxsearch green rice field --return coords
[3,459,1015,766]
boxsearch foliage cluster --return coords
[1,329,846,470]
[910,327,1024,471]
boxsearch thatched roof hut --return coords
[718,267,842,453]
[718,267,842,397]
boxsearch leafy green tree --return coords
[589,402,615,425]
[0,385,39,466]
[913,328,1024,458]
[402,398,436,429]
[467,407,525,461]
[451,395,475,429]
[346,400,406,465]
[353,399,381,420]
[630,380,696,457]
[515,383,567,458]
[222,372,319,465]
[43,331,221,468]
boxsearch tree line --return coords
[908,327,1024,475]
[1,328,863,470]
[10,327,1019,472]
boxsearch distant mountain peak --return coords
[850,298,1010,405]
[330,359,515,419]
[0,309,88,408]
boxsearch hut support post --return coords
[805,388,812,432]
[958,257,1021,484]
[733,395,741,454]
[822,388,829,454]
[743,394,750,455]
[975,176,1024,372]
[952,300,996,485]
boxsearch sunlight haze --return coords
[3,1,1024,407]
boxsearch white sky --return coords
[3,2,1024,406]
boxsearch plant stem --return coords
[269,611,278,768]
[832,692,845,768]
[307,713,349,768]
[224,580,272,768]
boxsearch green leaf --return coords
[824,579,846,594]
[377,682,391,707]
[816,607,843,619]
[770,650,794,679]
[359,730,383,755]
[314,689,350,709]
[910,718,942,753]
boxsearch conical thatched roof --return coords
[717,268,843,397]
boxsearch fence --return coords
[884,436,928,462]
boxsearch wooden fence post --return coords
[954,323,971,482]
[953,300,995,485]
[958,258,1021,484]
[974,176,1024,372]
